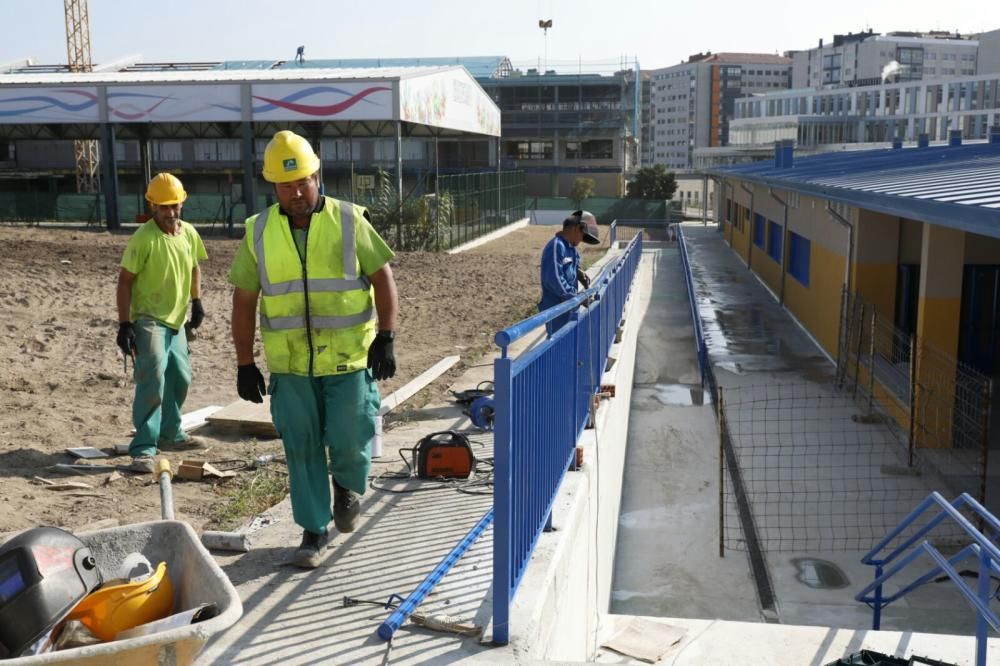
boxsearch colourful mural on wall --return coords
[399,69,500,136]
[0,87,99,123]
[106,85,240,122]
[250,83,393,121]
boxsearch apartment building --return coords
[647,53,791,169]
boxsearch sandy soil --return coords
[0,223,605,535]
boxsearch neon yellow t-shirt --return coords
[121,220,208,330]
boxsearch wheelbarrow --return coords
[7,460,243,665]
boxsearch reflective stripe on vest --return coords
[260,310,374,330]
[252,201,369,298]
[252,200,372,330]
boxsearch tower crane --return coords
[64,0,99,193]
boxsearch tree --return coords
[626,164,678,200]
[569,177,595,206]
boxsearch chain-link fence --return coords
[0,170,528,251]
[837,292,993,505]
[718,382,968,554]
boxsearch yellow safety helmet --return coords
[145,173,187,206]
[65,561,174,641]
[262,130,320,183]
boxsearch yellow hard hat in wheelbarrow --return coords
[66,561,174,641]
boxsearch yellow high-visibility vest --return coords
[247,197,375,376]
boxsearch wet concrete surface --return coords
[610,245,761,622]
[678,224,983,635]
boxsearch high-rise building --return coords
[647,53,791,169]
[788,30,979,89]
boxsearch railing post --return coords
[977,548,990,666]
[908,333,917,467]
[718,386,725,558]
[873,563,883,630]
[853,304,866,397]
[492,354,513,646]
[868,309,877,414]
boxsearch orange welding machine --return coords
[413,431,476,479]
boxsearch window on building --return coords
[565,140,613,160]
[789,232,810,286]
[767,220,782,263]
[726,198,732,224]
[507,141,553,160]
[753,213,765,249]
[154,141,182,162]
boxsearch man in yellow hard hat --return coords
[116,173,208,473]
[229,130,398,568]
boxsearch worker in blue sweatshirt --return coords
[538,210,601,334]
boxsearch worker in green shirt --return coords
[116,173,208,473]
[230,130,399,568]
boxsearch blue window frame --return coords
[753,213,765,249]
[789,232,810,286]
[767,220,782,263]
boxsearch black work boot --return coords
[333,481,360,533]
[292,529,329,569]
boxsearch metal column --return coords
[396,120,403,248]
[97,87,119,231]
[238,83,257,237]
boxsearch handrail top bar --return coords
[862,492,1000,567]
[495,234,641,350]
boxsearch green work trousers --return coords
[269,370,380,535]
[128,318,192,457]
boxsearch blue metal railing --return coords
[491,233,643,645]
[677,225,708,387]
[857,492,1000,666]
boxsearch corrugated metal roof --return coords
[707,143,1000,238]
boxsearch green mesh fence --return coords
[529,196,674,221]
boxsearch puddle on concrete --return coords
[651,384,710,406]
[790,558,850,589]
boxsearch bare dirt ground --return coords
[0,223,605,536]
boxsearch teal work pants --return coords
[128,319,192,457]
[269,370,380,535]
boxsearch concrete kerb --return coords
[446,218,530,255]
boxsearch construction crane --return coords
[64,0,100,193]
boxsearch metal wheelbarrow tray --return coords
[7,520,243,665]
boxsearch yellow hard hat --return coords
[145,173,187,206]
[66,561,174,641]
[262,130,320,183]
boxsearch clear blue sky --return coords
[3,0,999,71]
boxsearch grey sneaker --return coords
[333,482,360,533]
[292,530,330,569]
[127,456,156,473]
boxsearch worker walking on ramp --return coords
[229,130,399,568]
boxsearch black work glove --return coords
[367,332,396,381]
[237,363,266,403]
[116,322,136,359]
[189,298,205,329]
[578,271,591,289]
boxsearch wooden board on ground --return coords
[205,396,278,438]
[129,404,223,436]
[206,355,460,436]
[379,355,460,416]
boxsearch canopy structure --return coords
[0,65,502,226]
